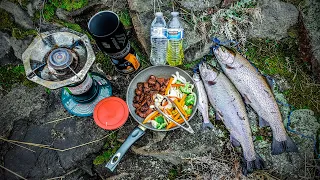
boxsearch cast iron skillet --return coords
[105,65,199,172]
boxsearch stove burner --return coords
[49,48,73,70]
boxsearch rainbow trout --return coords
[193,73,214,130]
[213,46,298,155]
[199,63,265,175]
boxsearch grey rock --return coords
[27,3,35,17]
[179,0,221,11]
[0,85,46,138]
[302,0,320,78]
[9,36,33,60]
[248,0,299,39]
[0,0,34,29]
[0,32,11,62]
[0,85,107,179]
[56,8,71,22]
[128,0,212,61]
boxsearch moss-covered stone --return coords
[12,28,37,39]
[0,10,14,31]
[50,0,88,11]
[0,65,37,91]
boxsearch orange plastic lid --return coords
[93,97,129,130]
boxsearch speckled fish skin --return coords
[199,63,264,175]
[214,46,298,155]
[192,73,214,130]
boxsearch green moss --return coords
[43,3,56,21]
[50,0,88,11]
[168,168,178,180]
[8,0,29,7]
[12,28,37,39]
[0,10,14,30]
[93,132,121,165]
[245,38,320,115]
[95,51,115,75]
[118,9,132,28]
[168,165,182,180]
[0,65,37,91]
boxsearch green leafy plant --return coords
[93,133,121,165]
[119,10,132,28]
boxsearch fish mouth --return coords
[192,73,201,81]
[199,62,218,82]
[214,46,235,65]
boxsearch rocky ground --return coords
[0,0,320,179]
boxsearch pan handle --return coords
[105,125,146,172]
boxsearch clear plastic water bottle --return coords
[150,12,167,65]
[167,12,184,66]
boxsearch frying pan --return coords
[105,65,198,172]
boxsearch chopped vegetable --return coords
[142,111,159,124]
[146,71,196,130]
[185,94,195,106]
[171,84,184,87]
[165,77,174,95]
[155,116,165,124]
[186,108,192,115]
[180,94,187,106]
[180,83,193,94]
[166,118,184,129]
[173,99,188,118]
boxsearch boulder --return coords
[301,0,320,79]
[0,0,34,29]
[128,0,214,62]
[0,85,107,179]
[248,0,299,40]
[9,36,33,61]
[179,0,221,11]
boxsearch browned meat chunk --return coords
[135,89,142,96]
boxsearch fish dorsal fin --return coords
[230,135,241,147]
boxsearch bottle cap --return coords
[155,12,163,16]
[171,12,179,16]
[93,97,129,130]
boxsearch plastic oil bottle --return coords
[166,12,184,66]
[150,12,167,65]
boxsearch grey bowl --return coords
[126,65,198,132]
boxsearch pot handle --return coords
[105,125,146,172]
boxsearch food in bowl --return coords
[133,72,196,130]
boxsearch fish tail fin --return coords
[271,135,299,155]
[242,153,266,176]
[202,121,214,130]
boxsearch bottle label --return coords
[151,27,167,37]
[167,28,183,40]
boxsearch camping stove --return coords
[22,29,112,116]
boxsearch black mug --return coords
[88,11,140,74]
